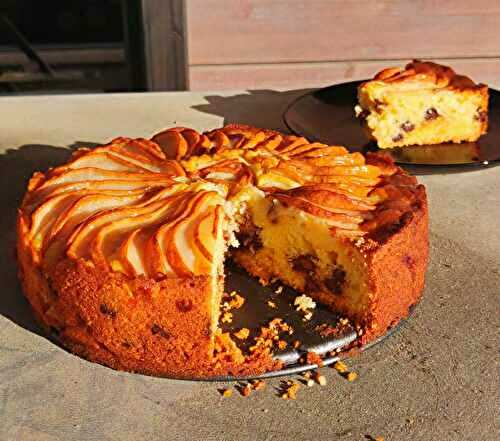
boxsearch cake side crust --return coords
[17,213,279,378]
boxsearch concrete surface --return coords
[0,90,499,441]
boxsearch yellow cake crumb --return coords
[233,328,250,340]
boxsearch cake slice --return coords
[355,60,489,148]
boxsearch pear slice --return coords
[67,196,178,261]
[151,129,188,160]
[117,228,149,277]
[48,190,149,241]
[153,191,218,277]
[272,193,364,229]
[192,205,222,263]
[52,152,152,174]
[280,187,376,212]
[284,142,347,158]
[26,179,170,212]
[274,136,309,154]
[85,192,189,273]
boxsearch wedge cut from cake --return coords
[17,125,429,378]
[355,60,489,148]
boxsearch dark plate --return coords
[284,81,500,173]
[199,262,414,382]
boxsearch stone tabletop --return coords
[1,90,498,441]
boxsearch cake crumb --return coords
[333,361,348,373]
[303,312,313,321]
[346,372,358,382]
[313,371,327,386]
[229,293,245,309]
[275,286,283,294]
[293,340,301,349]
[221,312,233,323]
[277,340,287,350]
[305,351,324,367]
[251,380,266,391]
[294,294,316,312]
[219,388,232,397]
[267,300,277,309]
[282,382,300,400]
[233,328,250,340]
[241,384,252,397]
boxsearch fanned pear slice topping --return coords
[19,125,421,280]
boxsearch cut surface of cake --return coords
[355,60,489,148]
[17,124,429,378]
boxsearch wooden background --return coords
[181,0,500,90]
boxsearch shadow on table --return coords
[191,88,311,130]
[0,141,99,336]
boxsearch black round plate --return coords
[284,81,500,173]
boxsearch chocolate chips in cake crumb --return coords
[392,133,404,142]
[401,121,415,132]
[373,99,385,113]
[237,228,263,253]
[325,268,346,295]
[475,109,487,122]
[424,107,440,120]
[176,298,193,312]
[151,323,170,339]
[403,254,415,270]
[291,254,317,273]
[99,303,117,318]
[357,108,370,120]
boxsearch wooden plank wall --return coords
[185,0,500,90]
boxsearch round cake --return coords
[17,124,429,378]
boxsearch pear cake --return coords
[355,60,489,148]
[17,124,428,378]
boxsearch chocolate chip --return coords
[424,107,439,120]
[305,278,321,293]
[324,268,346,295]
[401,121,415,132]
[151,324,170,339]
[374,99,385,113]
[392,133,404,142]
[238,228,263,252]
[357,109,370,120]
[403,255,415,270]
[176,298,193,312]
[292,255,317,273]
[99,303,117,318]
[475,110,487,122]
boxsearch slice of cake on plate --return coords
[355,60,489,148]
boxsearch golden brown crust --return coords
[369,59,487,92]
[17,230,280,378]
[361,184,428,342]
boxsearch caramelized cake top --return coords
[19,124,424,280]
[362,60,486,92]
